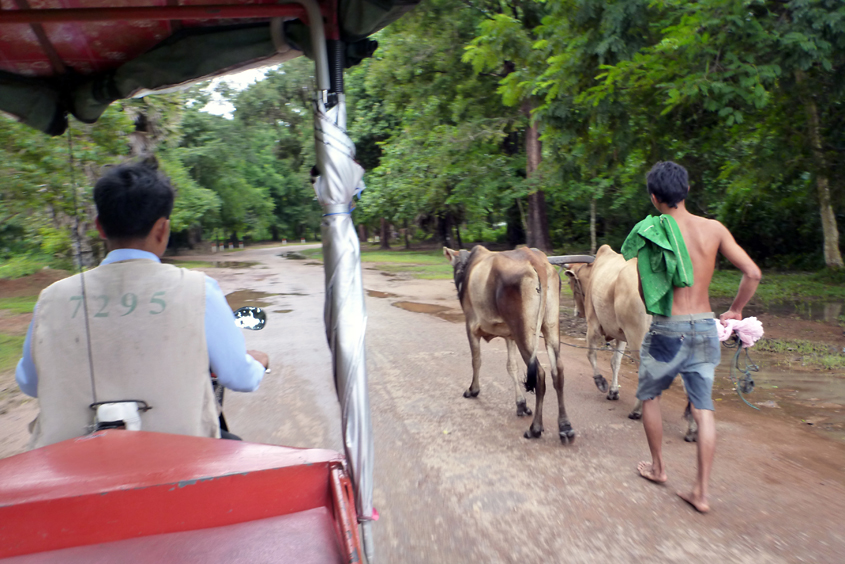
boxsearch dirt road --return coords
[3,245,845,563]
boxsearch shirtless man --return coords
[629,161,761,513]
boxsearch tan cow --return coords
[565,245,697,441]
[444,246,575,443]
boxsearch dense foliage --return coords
[1,0,843,273]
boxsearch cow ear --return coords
[443,247,458,263]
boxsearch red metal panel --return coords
[0,431,345,559]
[5,508,344,563]
[330,464,363,564]
[0,0,172,76]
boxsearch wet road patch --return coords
[392,301,464,324]
[367,290,399,298]
[225,290,280,310]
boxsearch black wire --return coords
[67,128,98,403]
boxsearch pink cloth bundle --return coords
[716,316,764,348]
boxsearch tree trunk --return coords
[506,201,526,247]
[357,224,366,243]
[379,218,390,250]
[798,70,843,268]
[439,213,455,248]
[523,100,553,253]
[590,197,597,255]
[455,222,463,249]
[403,219,411,249]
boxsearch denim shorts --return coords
[636,313,721,411]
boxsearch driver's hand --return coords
[248,350,270,370]
[719,310,742,324]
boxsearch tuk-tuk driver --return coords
[15,161,269,448]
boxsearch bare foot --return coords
[637,461,667,484]
[678,491,710,513]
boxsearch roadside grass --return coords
[0,334,25,373]
[710,270,845,302]
[298,247,453,279]
[756,338,845,371]
[164,260,216,269]
[0,255,70,280]
[299,248,323,259]
[221,241,317,253]
[0,296,38,315]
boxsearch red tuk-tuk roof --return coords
[0,0,319,79]
[0,0,420,134]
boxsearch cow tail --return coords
[524,264,547,393]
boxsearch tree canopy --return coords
[1,0,842,273]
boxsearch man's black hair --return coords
[646,161,689,208]
[93,161,175,240]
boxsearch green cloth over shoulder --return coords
[621,215,694,317]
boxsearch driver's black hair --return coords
[93,161,175,240]
[646,161,689,208]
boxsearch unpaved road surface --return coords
[3,245,845,563]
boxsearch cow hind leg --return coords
[586,327,609,393]
[684,400,698,442]
[629,399,643,420]
[463,327,482,399]
[523,363,546,439]
[545,328,575,444]
[506,339,532,416]
[607,339,626,401]
[511,328,544,438]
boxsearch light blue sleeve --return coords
[204,276,266,392]
[15,305,38,398]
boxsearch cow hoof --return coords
[516,400,533,417]
[593,375,609,393]
[684,431,698,443]
[463,389,480,399]
[559,425,576,444]
[523,426,543,439]
[607,389,620,401]
[628,411,642,420]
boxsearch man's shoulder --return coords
[38,271,83,300]
[686,214,727,234]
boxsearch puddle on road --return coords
[279,252,307,260]
[713,346,845,441]
[225,290,279,310]
[367,290,399,299]
[393,301,465,324]
[163,259,258,269]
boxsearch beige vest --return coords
[30,259,219,448]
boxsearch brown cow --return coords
[565,245,697,442]
[444,246,575,443]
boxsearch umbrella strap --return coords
[323,204,351,217]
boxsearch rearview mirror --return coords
[233,306,267,330]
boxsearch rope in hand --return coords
[560,330,762,410]
[721,334,761,410]
[559,340,640,364]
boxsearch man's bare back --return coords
[660,203,761,320]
